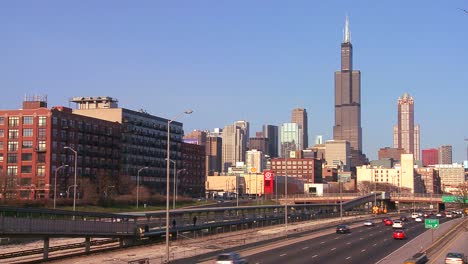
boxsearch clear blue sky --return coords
[1,1,467,162]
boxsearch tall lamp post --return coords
[137,167,149,209]
[53,165,68,209]
[284,143,295,237]
[166,159,177,209]
[64,146,78,213]
[166,109,193,264]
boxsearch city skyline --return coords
[1,1,467,162]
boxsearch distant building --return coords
[393,93,420,160]
[422,148,438,167]
[378,147,405,161]
[415,167,441,194]
[307,144,326,161]
[262,125,279,158]
[435,163,464,188]
[248,137,269,154]
[245,149,265,173]
[0,96,121,200]
[325,140,350,171]
[72,96,183,194]
[205,135,222,175]
[280,123,302,155]
[222,122,248,172]
[271,156,322,184]
[181,142,205,197]
[315,135,323,145]
[291,108,308,149]
[333,17,366,168]
[183,130,207,146]
[438,145,452,165]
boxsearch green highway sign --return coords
[442,195,468,203]
[425,219,439,229]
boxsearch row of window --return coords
[272,165,315,169]
[0,141,46,151]
[0,128,47,139]
[6,165,45,176]
[272,160,315,165]
[0,116,47,127]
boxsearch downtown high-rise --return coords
[291,108,308,150]
[393,93,420,161]
[333,17,365,168]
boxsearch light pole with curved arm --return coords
[54,165,68,209]
[137,167,149,209]
[284,143,296,237]
[166,109,193,263]
[64,146,78,213]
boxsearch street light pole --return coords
[166,109,193,264]
[137,167,149,209]
[339,162,343,222]
[64,146,78,213]
[53,165,68,209]
[166,159,177,209]
[284,143,294,237]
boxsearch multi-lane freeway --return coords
[194,216,453,264]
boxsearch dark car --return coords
[336,224,351,234]
[400,215,408,222]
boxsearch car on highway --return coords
[446,212,454,218]
[382,217,390,222]
[436,212,443,217]
[392,220,404,229]
[400,215,408,222]
[415,216,423,222]
[393,229,406,240]
[444,252,467,264]
[336,224,351,234]
[384,219,393,226]
[216,252,248,264]
[363,220,374,226]
[411,212,419,219]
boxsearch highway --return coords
[428,218,468,264]
[220,217,452,264]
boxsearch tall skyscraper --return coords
[222,122,248,172]
[291,108,308,150]
[333,16,364,167]
[393,93,420,160]
[262,125,279,158]
[438,145,452,164]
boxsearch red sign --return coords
[263,170,274,194]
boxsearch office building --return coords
[248,137,269,154]
[325,140,350,171]
[291,108,308,149]
[270,157,322,184]
[262,125,279,158]
[222,122,248,172]
[435,164,465,188]
[280,123,302,156]
[72,96,184,194]
[183,130,207,146]
[438,145,452,165]
[378,147,405,161]
[181,142,205,197]
[245,149,265,173]
[333,16,365,168]
[205,135,222,176]
[422,148,438,167]
[393,93,420,160]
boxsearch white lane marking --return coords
[331,248,336,251]
[360,237,363,240]
[312,255,318,258]
[383,239,387,241]
[302,246,309,250]
[361,249,366,252]
[346,257,351,260]
[369,234,373,236]
[335,237,340,240]
[280,253,287,257]
[373,243,377,246]
[346,242,351,245]
[320,241,325,244]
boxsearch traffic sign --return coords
[424,219,439,229]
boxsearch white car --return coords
[392,220,404,228]
[411,212,419,219]
[363,220,374,226]
[415,217,423,222]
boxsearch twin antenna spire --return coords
[344,16,351,43]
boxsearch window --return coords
[38,116,47,126]
[22,153,33,161]
[8,141,18,151]
[61,119,68,127]
[21,166,32,174]
[0,129,4,137]
[22,141,33,149]
[7,166,18,176]
[7,153,17,163]
[23,116,33,125]
[0,153,3,161]
[0,117,4,125]
[38,141,46,151]
[37,153,46,163]
[0,141,3,150]
[37,165,46,176]
[38,128,46,139]
[8,129,19,139]
[23,128,33,137]
[8,117,19,127]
